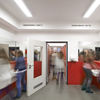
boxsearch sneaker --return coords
[13,96,21,99]
[22,90,26,92]
[81,87,86,91]
[56,80,59,84]
[86,89,93,93]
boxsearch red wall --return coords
[68,62,85,85]
[68,61,100,89]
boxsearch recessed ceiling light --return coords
[72,24,91,27]
[83,0,100,18]
[14,0,32,17]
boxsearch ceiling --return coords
[0,0,100,31]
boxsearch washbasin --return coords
[91,69,100,77]
[0,64,16,90]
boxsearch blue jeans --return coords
[82,68,92,90]
[57,72,64,83]
[16,72,26,97]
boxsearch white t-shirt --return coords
[51,53,57,65]
[55,57,65,72]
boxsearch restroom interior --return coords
[1,0,100,100]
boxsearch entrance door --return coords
[27,40,46,96]
[46,42,68,84]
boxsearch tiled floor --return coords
[2,81,100,100]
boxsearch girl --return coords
[55,51,65,84]
[14,50,26,99]
[81,50,98,93]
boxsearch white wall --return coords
[78,41,100,51]
[15,32,100,61]
[0,28,16,50]
[0,7,19,28]
[0,28,15,42]
[0,28,99,61]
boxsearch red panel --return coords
[92,77,100,89]
[68,62,85,85]
[68,61,100,88]
[34,61,42,78]
[0,82,16,99]
[0,91,6,99]
[38,61,42,76]
[34,61,38,78]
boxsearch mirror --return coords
[78,41,100,61]
[34,46,42,61]
[34,46,42,78]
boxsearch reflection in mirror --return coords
[34,46,42,61]
[9,41,20,61]
[0,44,9,64]
[78,41,100,61]
[9,47,19,61]
[34,46,42,78]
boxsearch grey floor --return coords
[2,81,100,100]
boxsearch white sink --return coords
[0,70,16,90]
[91,69,100,77]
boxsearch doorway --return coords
[46,42,68,84]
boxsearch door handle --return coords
[29,65,32,69]
[28,65,34,69]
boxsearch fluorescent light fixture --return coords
[14,0,32,17]
[83,0,100,18]
[48,43,66,46]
